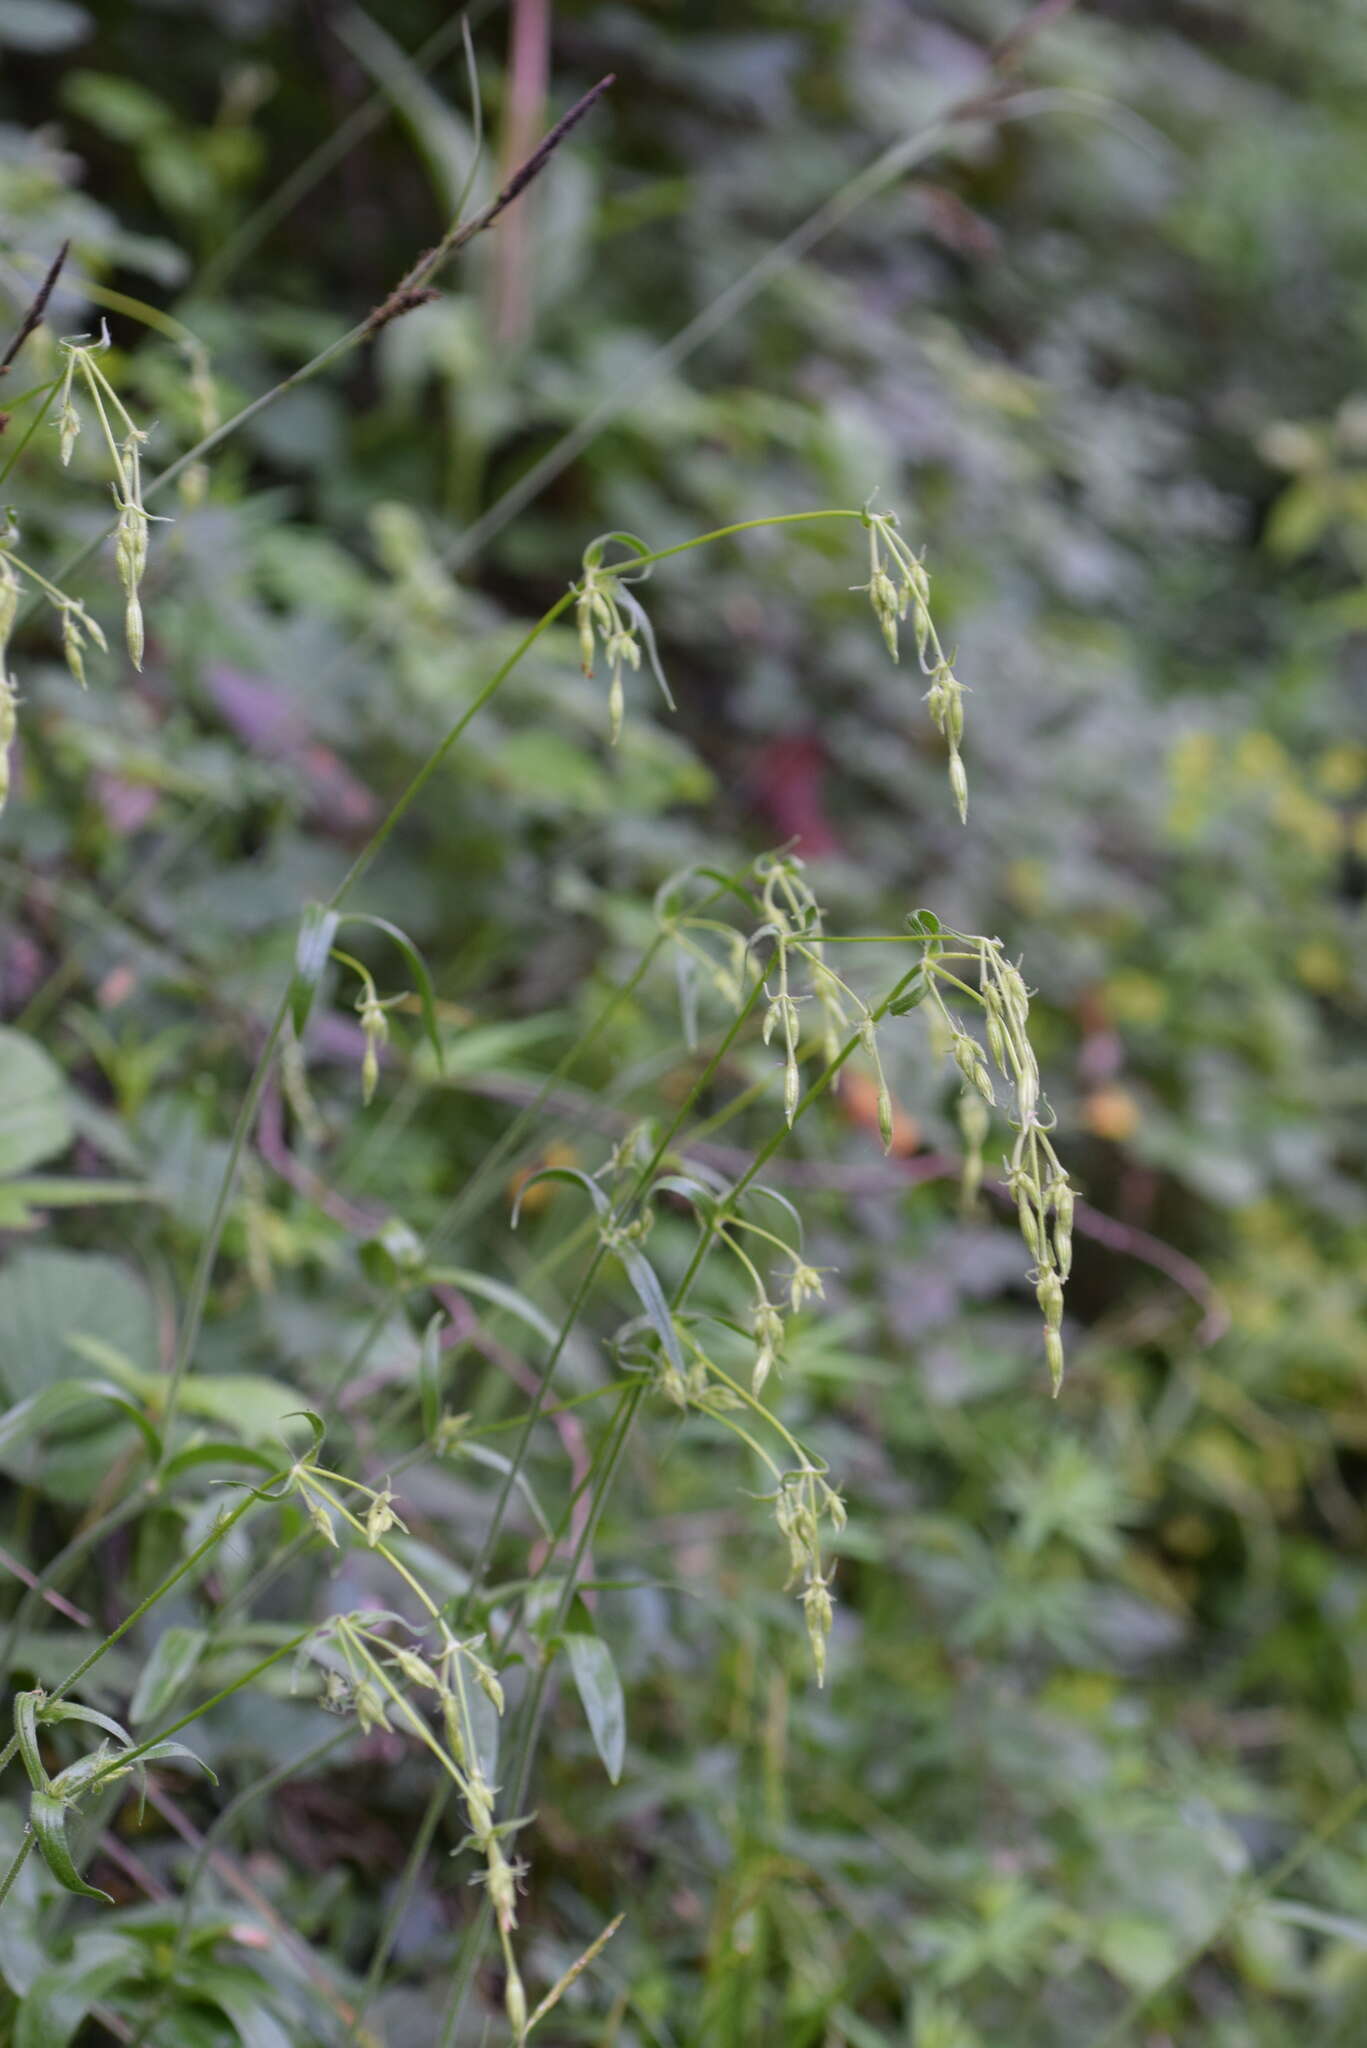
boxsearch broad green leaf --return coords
[0,1027,72,1177]
[180,1962,293,2048]
[15,1952,131,2048]
[562,1628,626,1784]
[129,1627,208,1726]
[0,1250,157,1401]
[0,1379,159,1469]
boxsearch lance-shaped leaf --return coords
[336,912,444,1072]
[29,1790,112,1903]
[561,1622,626,1785]
[39,1699,133,1750]
[419,1309,446,1440]
[290,902,339,1036]
[129,1627,208,1727]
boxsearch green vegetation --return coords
[0,2,1363,2042]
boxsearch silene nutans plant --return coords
[0,66,1077,2048]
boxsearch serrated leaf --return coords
[562,1629,626,1784]
[129,1627,208,1726]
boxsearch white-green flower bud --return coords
[0,672,15,816]
[577,590,596,674]
[392,1647,440,1691]
[1044,1325,1065,1396]
[353,1679,390,1735]
[57,398,81,466]
[953,1033,993,1104]
[803,1574,834,1687]
[948,747,968,824]
[504,1961,527,2040]
[1035,1267,1064,1331]
[0,556,18,657]
[788,1262,827,1312]
[124,592,144,671]
[1048,1176,1074,1281]
[306,1497,338,1548]
[364,1485,406,1547]
[783,1049,800,1126]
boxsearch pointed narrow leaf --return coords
[510,1165,609,1229]
[14,1691,46,1790]
[127,1740,217,1782]
[337,912,444,1072]
[428,1267,559,1348]
[129,1627,208,1726]
[30,1791,112,1902]
[616,1243,686,1378]
[419,1310,445,1440]
[0,1378,158,1465]
[562,1630,626,1784]
[291,904,339,1036]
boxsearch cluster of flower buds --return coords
[856,505,971,822]
[573,534,673,745]
[290,1456,528,2030]
[56,328,165,672]
[768,1466,846,1685]
[751,1295,784,1397]
[751,855,899,1148]
[977,940,1073,1391]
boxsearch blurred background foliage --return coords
[0,0,1365,2042]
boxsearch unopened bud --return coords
[948,748,968,824]
[1044,1325,1065,1396]
[505,1964,527,2040]
[1035,1267,1064,1331]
